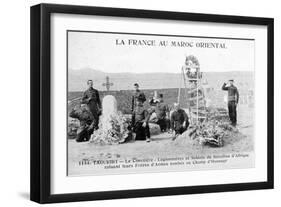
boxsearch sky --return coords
[68,31,255,73]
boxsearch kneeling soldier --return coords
[69,104,96,142]
[170,103,189,140]
[133,99,151,142]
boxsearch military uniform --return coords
[171,109,189,135]
[149,98,159,106]
[131,89,146,125]
[154,101,170,131]
[131,90,146,111]
[69,107,95,142]
[133,103,150,140]
[81,87,101,129]
[222,83,239,125]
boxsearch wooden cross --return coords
[102,76,113,91]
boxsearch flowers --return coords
[90,112,130,145]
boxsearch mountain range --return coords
[68,68,254,92]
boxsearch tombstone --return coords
[90,95,130,144]
[100,95,118,132]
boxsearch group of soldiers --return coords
[69,79,239,143]
[131,83,189,142]
[69,80,190,142]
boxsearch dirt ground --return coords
[68,105,254,175]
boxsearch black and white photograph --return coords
[0,0,278,205]
[28,3,273,203]
[67,31,255,176]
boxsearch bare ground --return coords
[68,105,254,175]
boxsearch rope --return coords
[177,66,183,103]
[182,68,189,108]
[68,97,81,105]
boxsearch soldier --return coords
[133,99,151,142]
[222,79,239,126]
[69,104,95,142]
[81,80,101,129]
[154,94,170,132]
[149,91,159,107]
[170,103,189,140]
[131,83,146,126]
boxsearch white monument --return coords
[90,95,129,145]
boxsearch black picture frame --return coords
[30,3,274,204]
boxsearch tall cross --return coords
[102,76,113,91]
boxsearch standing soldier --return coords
[155,94,170,132]
[81,80,102,130]
[131,83,146,126]
[222,79,239,126]
[133,99,151,142]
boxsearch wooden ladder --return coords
[185,69,207,125]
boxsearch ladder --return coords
[178,55,207,125]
